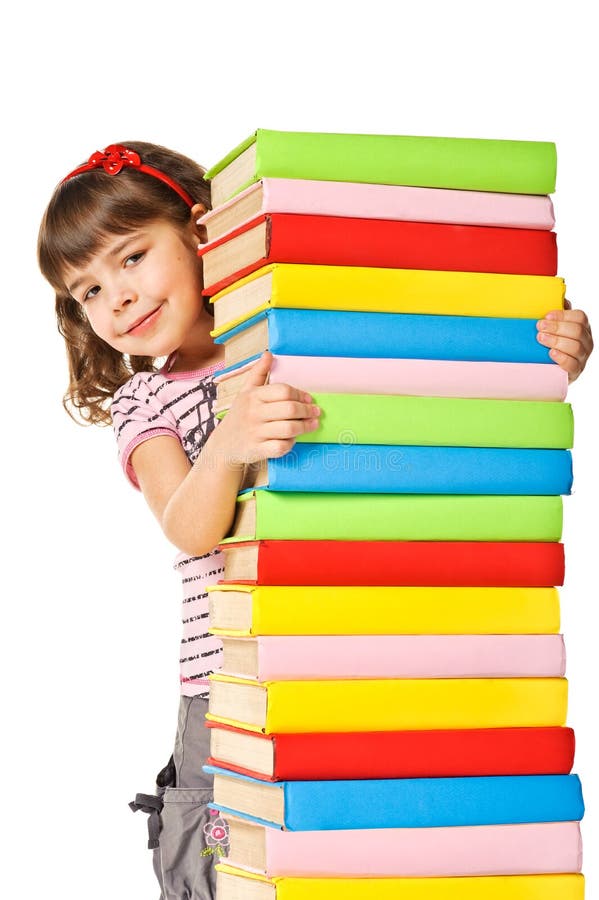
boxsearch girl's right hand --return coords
[214,351,321,467]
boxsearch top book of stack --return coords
[204,129,557,207]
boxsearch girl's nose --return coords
[110,280,138,311]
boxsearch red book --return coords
[217,540,565,587]
[198,212,558,295]
[205,722,575,782]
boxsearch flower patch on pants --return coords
[201,810,229,858]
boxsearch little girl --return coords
[38,140,593,900]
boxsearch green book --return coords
[224,491,563,543]
[297,394,573,449]
[205,129,557,206]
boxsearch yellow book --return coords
[206,673,568,734]
[207,583,561,637]
[209,263,566,337]
[216,865,584,900]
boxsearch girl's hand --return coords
[536,300,594,383]
[215,351,321,467]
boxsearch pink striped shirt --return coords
[111,352,226,697]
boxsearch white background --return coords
[2,1,597,896]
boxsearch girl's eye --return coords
[83,285,100,303]
[125,251,145,266]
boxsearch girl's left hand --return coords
[536,300,594,383]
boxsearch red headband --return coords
[61,144,195,208]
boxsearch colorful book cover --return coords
[200,177,556,236]
[215,866,585,900]
[216,355,567,408]
[220,818,581,877]
[205,129,557,201]
[209,264,565,336]
[248,445,572,496]
[214,307,559,363]
[224,491,563,543]
[219,634,566,681]
[294,394,573,448]
[205,766,583,829]
[205,723,575,780]
[217,540,566,587]
[206,674,568,733]
[199,213,558,295]
[207,583,561,637]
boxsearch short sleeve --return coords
[111,372,179,490]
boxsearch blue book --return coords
[215,308,554,375]
[205,766,584,831]
[245,444,573,495]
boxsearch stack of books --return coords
[199,129,585,900]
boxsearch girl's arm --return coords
[130,353,320,557]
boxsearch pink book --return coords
[226,818,582,877]
[199,178,555,242]
[220,634,566,681]
[270,354,568,401]
[215,355,568,411]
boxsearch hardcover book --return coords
[217,540,566,587]
[205,129,558,206]
[214,306,559,367]
[218,634,566,681]
[206,723,575,781]
[223,491,563,543]
[206,674,568,733]
[198,213,558,295]
[209,263,565,337]
[207,584,561,637]
[200,177,555,241]
[205,766,582,828]
[215,867,584,900]
[241,445,573,496]
[220,816,581,878]
[215,355,568,411]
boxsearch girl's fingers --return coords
[548,348,583,381]
[539,309,591,329]
[239,351,274,391]
[537,319,593,350]
[259,398,320,423]
[257,381,313,405]
[259,417,320,440]
[537,332,589,359]
[260,439,298,459]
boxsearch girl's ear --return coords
[190,202,209,245]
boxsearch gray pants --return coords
[131,696,226,900]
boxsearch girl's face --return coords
[64,218,207,358]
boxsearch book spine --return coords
[283,774,583,830]
[215,867,585,900]
[257,130,558,194]
[208,263,566,328]
[248,634,565,681]
[201,215,558,295]
[254,492,563,542]
[258,821,581,878]
[297,394,574,449]
[261,178,557,229]
[267,214,558,277]
[209,584,561,636]
[271,726,576,780]
[263,677,567,733]
[262,309,558,363]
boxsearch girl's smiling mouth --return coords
[125,304,163,335]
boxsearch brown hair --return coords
[38,141,212,426]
